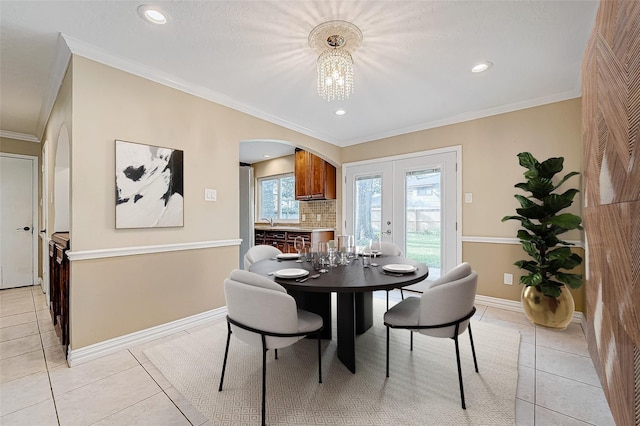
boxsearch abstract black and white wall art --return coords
[115,140,184,228]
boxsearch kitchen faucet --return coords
[261,217,274,227]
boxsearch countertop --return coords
[254,226,334,232]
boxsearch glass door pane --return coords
[405,168,442,278]
[354,175,382,247]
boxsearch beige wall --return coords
[62,56,338,349]
[342,98,585,309]
[0,137,42,156]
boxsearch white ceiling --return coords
[1,1,599,163]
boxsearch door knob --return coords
[383,229,392,235]
[17,226,30,231]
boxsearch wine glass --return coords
[369,235,381,267]
[315,242,329,273]
[294,236,305,262]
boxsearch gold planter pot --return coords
[521,285,574,329]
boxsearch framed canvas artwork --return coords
[115,140,184,228]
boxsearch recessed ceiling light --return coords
[138,5,167,24]
[335,109,346,116]
[471,61,493,73]
[263,154,271,158]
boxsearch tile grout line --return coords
[31,286,62,426]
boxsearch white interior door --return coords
[1,154,38,289]
[344,148,460,280]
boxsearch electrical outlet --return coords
[504,273,513,285]
[464,192,473,203]
[316,214,321,222]
[302,214,306,221]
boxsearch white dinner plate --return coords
[275,268,309,279]
[277,253,300,260]
[382,264,416,273]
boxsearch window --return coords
[258,173,299,221]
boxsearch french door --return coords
[344,148,460,280]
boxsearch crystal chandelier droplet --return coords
[317,49,354,101]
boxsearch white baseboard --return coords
[67,294,588,367]
[67,306,228,367]
[475,294,584,325]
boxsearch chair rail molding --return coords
[67,239,242,261]
[462,235,584,249]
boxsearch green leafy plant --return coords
[502,152,583,298]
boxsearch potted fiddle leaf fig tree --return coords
[501,152,583,328]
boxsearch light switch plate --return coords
[465,192,473,203]
[204,188,217,201]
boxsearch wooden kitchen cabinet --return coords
[49,232,70,357]
[254,229,334,253]
[294,149,336,200]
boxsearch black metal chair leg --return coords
[468,323,479,373]
[410,331,413,351]
[454,334,466,409]
[400,288,405,300]
[275,348,278,360]
[261,336,267,426]
[386,290,389,311]
[386,326,390,377]
[218,322,232,392]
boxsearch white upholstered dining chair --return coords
[384,262,479,409]
[218,269,324,426]
[243,245,282,270]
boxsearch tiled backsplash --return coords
[259,200,337,230]
[299,200,336,229]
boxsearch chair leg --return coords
[261,336,267,426]
[454,334,466,409]
[386,290,389,311]
[218,322,232,392]
[317,331,322,383]
[468,323,479,373]
[400,288,405,300]
[275,348,278,360]
[410,331,413,351]
[386,326,390,377]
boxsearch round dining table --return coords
[249,255,428,373]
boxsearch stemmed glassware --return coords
[314,242,330,273]
[369,235,381,267]
[338,235,355,265]
[294,236,306,262]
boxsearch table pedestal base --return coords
[289,290,373,374]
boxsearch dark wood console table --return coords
[49,232,70,356]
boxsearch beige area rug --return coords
[145,301,520,425]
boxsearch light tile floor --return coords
[1,286,616,425]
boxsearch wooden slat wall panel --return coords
[635,346,640,425]
[582,1,640,424]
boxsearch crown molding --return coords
[338,90,582,147]
[60,34,339,146]
[55,33,582,149]
[0,130,40,143]
[34,34,72,141]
